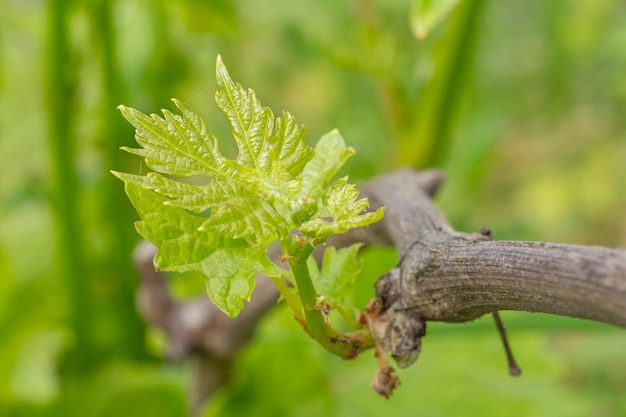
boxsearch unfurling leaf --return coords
[317,244,364,310]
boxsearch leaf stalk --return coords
[285,240,374,358]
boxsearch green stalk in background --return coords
[45,0,95,374]
[88,0,147,359]
[402,0,485,168]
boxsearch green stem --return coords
[287,243,329,338]
[403,0,485,167]
[89,0,146,359]
[46,0,94,374]
[268,273,305,322]
[285,240,374,358]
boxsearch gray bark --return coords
[363,169,626,328]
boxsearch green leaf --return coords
[215,55,314,180]
[118,101,225,178]
[114,55,382,317]
[203,248,281,316]
[410,0,463,39]
[317,244,364,309]
[300,177,385,238]
[123,182,280,317]
[298,130,354,201]
[297,131,384,239]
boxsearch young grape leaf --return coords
[317,244,364,310]
[123,181,281,316]
[113,55,383,317]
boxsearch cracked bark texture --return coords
[133,168,626,414]
[366,169,626,328]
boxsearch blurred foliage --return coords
[0,0,625,416]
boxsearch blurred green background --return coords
[1,0,625,416]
